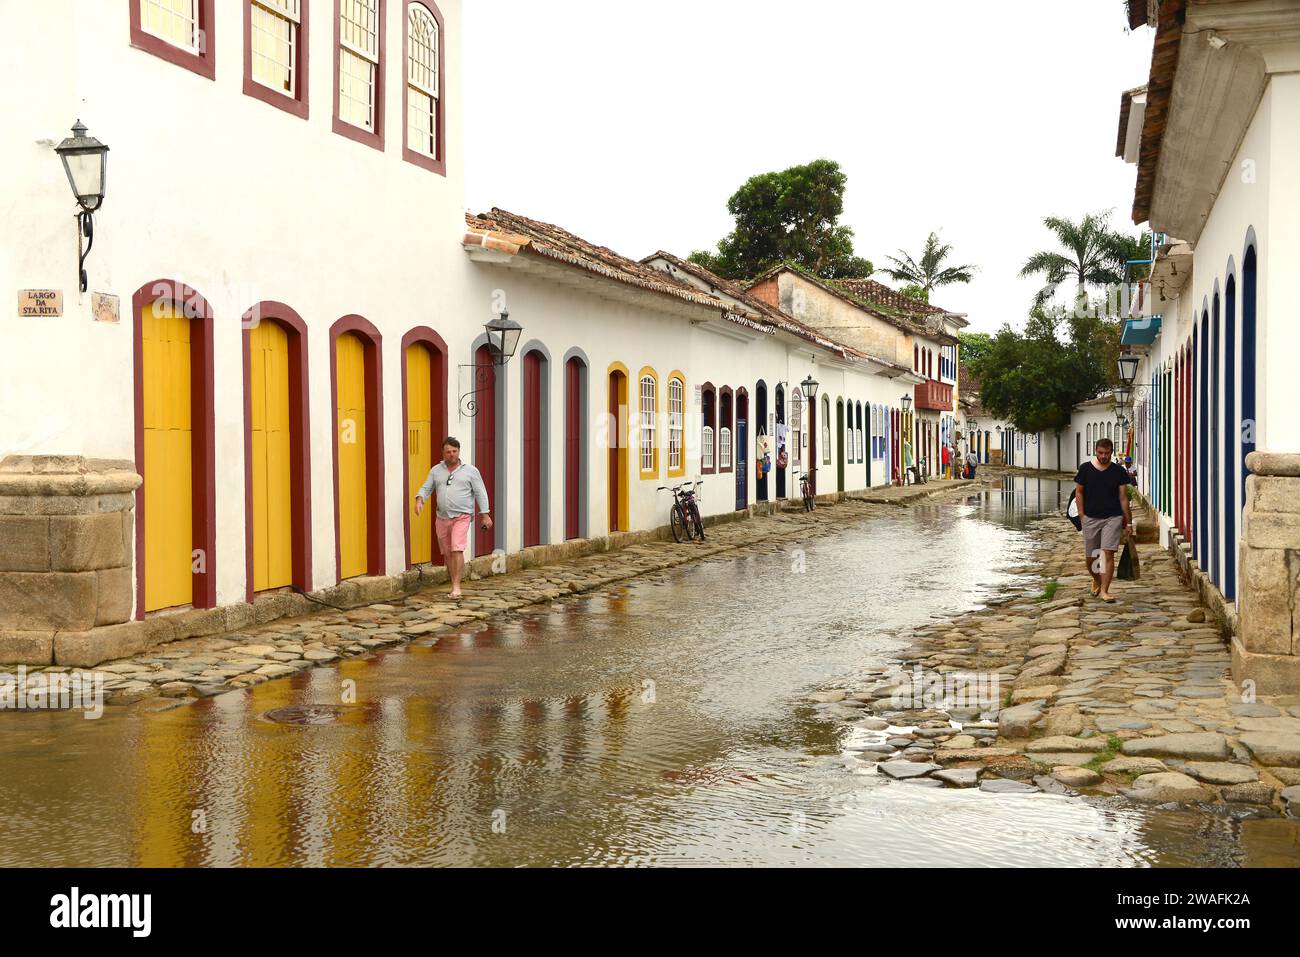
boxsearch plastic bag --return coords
[1117,535,1141,581]
[1066,496,1082,532]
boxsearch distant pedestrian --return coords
[941,444,952,479]
[414,437,492,600]
[1073,437,1134,604]
[965,449,978,480]
[903,437,915,485]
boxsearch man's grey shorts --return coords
[1083,514,1124,557]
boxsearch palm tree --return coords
[1019,212,1136,307]
[881,232,976,301]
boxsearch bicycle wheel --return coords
[670,503,689,543]
[689,501,705,540]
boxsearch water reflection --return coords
[0,479,1297,867]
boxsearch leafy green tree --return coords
[688,159,873,281]
[971,308,1120,435]
[958,331,994,369]
[881,232,976,299]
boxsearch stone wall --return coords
[0,455,140,664]
[1235,451,1300,695]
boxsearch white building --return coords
[1114,0,1300,692]
[0,0,968,667]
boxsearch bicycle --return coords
[658,480,705,542]
[798,468,816,511]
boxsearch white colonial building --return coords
[1113,0,1300,692]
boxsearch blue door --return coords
[735,417,748,511]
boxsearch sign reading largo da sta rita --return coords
[18,289,63,317]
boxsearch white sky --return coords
[464,1,1155,335]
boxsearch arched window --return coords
[638,372,657,477]
[337,0,383,139]
[405,2,445,172]
[667,375,684,476]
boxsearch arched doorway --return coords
[774,384,785,500]
[472,342,503,558]
[244,303,313,599]
[836,398,846,493]
[607,364,629,533]
[133,280,216,615]
[331,317,385,582]
[1210,292,1221,587]
[755,380,768,502]
[522,345,551,548]
[401,328,448,569]
[735,388,749,511]
[564,351,589,541]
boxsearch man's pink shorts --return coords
[435,514,472,555]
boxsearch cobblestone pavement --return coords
[819,501,1300,817]
[4,478,979,709]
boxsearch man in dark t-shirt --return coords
[1073,437,1133,603]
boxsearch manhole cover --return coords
[262,705,344,726]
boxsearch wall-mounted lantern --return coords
[54,120,109,293]
[460,311,524,417]
[1117,353,1140,386]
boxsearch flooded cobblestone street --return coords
[2,479,1297,867]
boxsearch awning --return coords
[1122,316,1162,346]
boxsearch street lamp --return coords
[1115,385,1132,407]
[53,120,109,293]
[1117,353,1140,386]
[801,374,819,402]
[484,311,523,366]
[900,393,912,414]
[459,310,524,416]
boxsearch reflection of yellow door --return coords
[337,333,368,579]
[250,321,293,591]
[406,344,433,564]
[142,302,193,611]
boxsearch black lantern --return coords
[54,120,109,293]
[801,374,819,401]
[1117,353,1140,385]
[484,311,523,366]
[1115,385,1133,407]
[900,393,912,414]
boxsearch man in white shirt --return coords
[414,437,492,600]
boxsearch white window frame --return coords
[407,2,440,157]
[668,377,683,471]
[251,0,301,96]
[719,427,732,470]
[141,0,201,52]
[821,397,831,465]
[639,375,656,474]
[702,426,715,470]
[790,389,802,464]
[339,0,381,132]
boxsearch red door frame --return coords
[329,316,386,581]
[401,327,449,568]
[132,280,218,618]
[565,357,583,540]
[242,302,314,602]
[523,350,543,547]
[473,344,497,558]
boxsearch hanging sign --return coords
[18,290,62,317]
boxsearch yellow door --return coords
[143,302,194,612]
[336,333,368,579]
[250,321,293,591]
[406,344,433,564]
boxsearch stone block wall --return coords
[0,455,140,664]
[1234,451,1300,695]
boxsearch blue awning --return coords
[1122,316,1162,345]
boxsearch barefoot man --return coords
[1073,436,1133,603]
[414,437,492,600]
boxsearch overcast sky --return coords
[464,1,1154,334]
